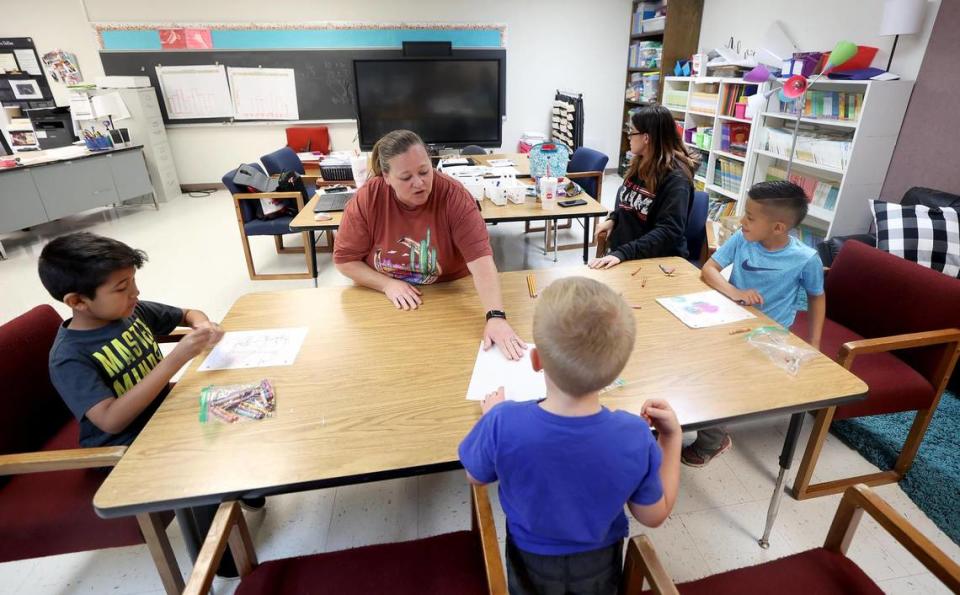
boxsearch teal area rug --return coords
[832,390,959,545]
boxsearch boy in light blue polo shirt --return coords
[686,180,825,467]
[459,277,682,595]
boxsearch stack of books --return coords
[720,122,750,156]
[715,158,744,192]
[778,90,863,121]
[663,87,688,110]
[689,90,719,113]
[765,127,853,171]
[765,165,839,212]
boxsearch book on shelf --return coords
[778,90,863,122]
[715,158,743,193]
[707,197,738,222]
[790,226,826,249]
[765,165,839,211]
[720,83,757,117]
[720,122,750,156]
[629,41,662,69]
[663,87,688,110]
[765,127,853,170]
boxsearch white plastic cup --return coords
[539,176,558,210]
[350,154,370,186]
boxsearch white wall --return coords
[0,0,633,184]
[698,0,941,82]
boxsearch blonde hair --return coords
[369,129,426,177]
[533,277,636,397]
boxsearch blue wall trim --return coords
[101,28,502,50]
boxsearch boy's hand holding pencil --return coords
[640,399,681,440]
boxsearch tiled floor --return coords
[1,180,957,594]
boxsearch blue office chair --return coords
[223,163,313,281]
[261,146,305,176]
[685,190,709,266]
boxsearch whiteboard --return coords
[156,65,233,120]
[227,67,299,120]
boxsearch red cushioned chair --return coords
[622,485,960,594]
[183,484,506,595]
[0,306,184,594]
[788,240,960,500]
[285,126,330,155]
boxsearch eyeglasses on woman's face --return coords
[624,128,642,138]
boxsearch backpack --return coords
[263,171,306,220]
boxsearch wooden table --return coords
[290,157,607,285]
[95,258,865,580]
[471,152,531,177]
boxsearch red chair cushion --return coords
[0,305,72,458]
[285,126,330,155]
[0,420,147,563]
[236,531,489,595]
[794,312,935,419]
[825,240,960,381]
[666,548,882,595]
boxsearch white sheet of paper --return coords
[656,290,756,329]
[487,159,515,167]
[156,65,234,120]
[482,166,520,177]
[228,66,299,120]
[13,49,41,75]
[0,52,18,73]
[465,342,545,402]
[198,327,308,371]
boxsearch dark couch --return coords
[818,186,960,266]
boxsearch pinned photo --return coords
[9,79,42,100]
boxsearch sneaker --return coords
[681,434,733,468]
[239,496,266,512]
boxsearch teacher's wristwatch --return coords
[485,310,507,321]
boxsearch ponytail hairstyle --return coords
[369,129,427,177]
[625,105,698,193]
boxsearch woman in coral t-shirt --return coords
[334,130,526,360]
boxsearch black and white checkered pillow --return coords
[870,200,960,278]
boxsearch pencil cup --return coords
[505,185,525,205]
[464,177,485,201]
[539,176,558,210]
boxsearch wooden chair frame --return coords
[183,484,506,595]
[621,484,960,594]
[232,190,330,281]
[0,447,184,595]
[791,328,960,500]
[0,330,188,594]
[526,171,604,252]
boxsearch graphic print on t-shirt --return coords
[373,226,442,285]
[617,178,656,222]
[90,317,165,397]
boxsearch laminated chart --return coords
[228,67,299,120]
[156,64,234,119]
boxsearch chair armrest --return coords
[824,485,960,591]
[838,329,960,366]
[233,191,303,201]
[621,535,680,595]
[472,484,507,595]
[183,501,258,595]
[566,171,602,180]
[704,220,719,258]
[0,446,126,476]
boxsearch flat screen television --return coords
[354,58,503,150]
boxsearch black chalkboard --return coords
[99,48,506,125]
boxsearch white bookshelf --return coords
[744,79,914,242]
[663,76,767,220]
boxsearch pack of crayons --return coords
[199,379,276,424]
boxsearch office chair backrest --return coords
[261,146,305,176]
[567,147,609,199]
[685,190,709,262]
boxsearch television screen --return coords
[354,58,502,149]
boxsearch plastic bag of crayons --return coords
[746,326,818,376]
[199,379,276,424]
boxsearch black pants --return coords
[506,536,623,595]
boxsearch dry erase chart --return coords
[656,290,756,329]
[156,64,233,120]
[465,341,545,402]
[198,327,308,371]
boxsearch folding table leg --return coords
[137,511,184,595]
[759,412,805,548]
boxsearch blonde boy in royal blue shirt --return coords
[459,277,681,595]
[685,180,826,467]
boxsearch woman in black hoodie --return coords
[589,105,698,268]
